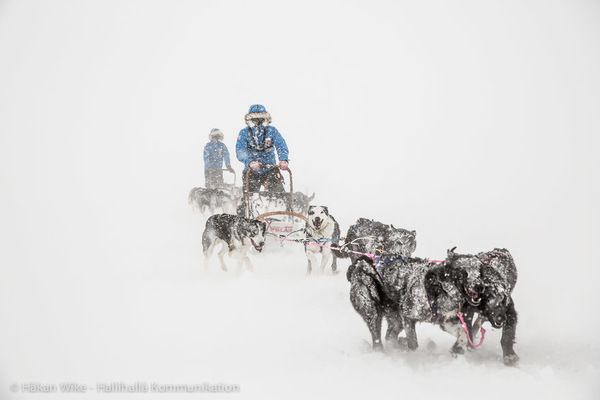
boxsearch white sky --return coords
[1,0,599,397]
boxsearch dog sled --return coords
[188,169,241,215]
[242,164,313,248]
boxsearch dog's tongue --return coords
[251,239,263,253]
[313,220,322,229]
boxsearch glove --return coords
[249,161,260,171]
[226,165,234,173]
[279,160,289,170]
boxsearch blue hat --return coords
[248,104,267,114]
[245,105,272,127]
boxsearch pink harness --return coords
[274,232,487,347]
[457,312,486,348]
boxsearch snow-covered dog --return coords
[202,213,267,273]
[292,192,315,216]
[341,218,417,263]
[304,205,341,275]
[347,255,469,355]
[445,247,519,366]
[188,187,239,215]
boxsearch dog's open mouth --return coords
[463,286,482,306]
[312,219,322,229]
[491,320,504,329]
[251,239,264,253]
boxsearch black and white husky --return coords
[304,206,341,275]
[202,214,267,273]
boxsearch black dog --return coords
[445,247,519,366]
[202,214,267,273]
[342,219,417,281]
[347,255,469,354]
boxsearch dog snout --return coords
[474,283,485,293]
[491,312,505,328]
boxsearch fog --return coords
[1,1,599,399]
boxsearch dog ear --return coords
[447,247,457,259]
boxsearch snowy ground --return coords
[1,0,600,399]
[1,205,599,400]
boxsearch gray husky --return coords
[202,214,267,273]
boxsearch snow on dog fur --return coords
[304,206,341,275]
[445,247,519,366]
[347,255,470,355]
[202,213,267,273]
[341,218,417,263]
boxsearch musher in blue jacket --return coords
[204,128,233,189]
[236,104,289,193]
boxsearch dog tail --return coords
[347,256,383,285]
[330,220,350,259]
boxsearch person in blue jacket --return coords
[204,128,233,189]
[236,104,289,193]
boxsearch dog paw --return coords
[503,354,519,367]
[373,341,384,352]
[450,343,465,356]
[391,337,409,351]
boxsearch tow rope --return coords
[272,229,486,348]
[270,234,379,259]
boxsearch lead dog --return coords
[445,247,519,366]
[304,206,341,275]
[202,214,267,273]
[348,255,470,355]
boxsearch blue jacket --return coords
[203,141,231,170]
[236,125,289,173]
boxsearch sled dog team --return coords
[200,206,519,367]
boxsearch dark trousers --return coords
[238,168,285,217]
[205,169,224,189]
[243,168,285,193]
